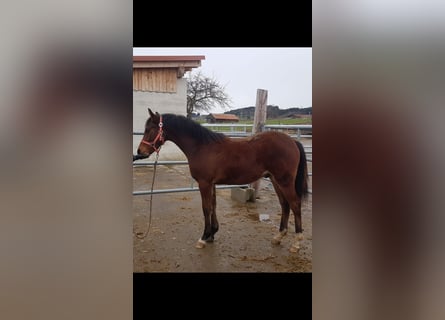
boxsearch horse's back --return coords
[236,131,300,172]
[248,131,299,154]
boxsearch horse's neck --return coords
[165,132,198,158]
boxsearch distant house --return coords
[206,113,239,123]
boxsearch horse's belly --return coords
[190,155,267,185]
[214,170,267,185]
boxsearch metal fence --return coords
[133,124,312,196]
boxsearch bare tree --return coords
[186,71,231,118]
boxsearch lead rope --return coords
[135,151,159,239]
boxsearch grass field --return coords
[256,118,312,125]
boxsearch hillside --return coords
[225,105,312,120]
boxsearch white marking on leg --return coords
[271,228,287,245]
[289,233,303,253]
[195,238,206,249]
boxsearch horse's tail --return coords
[295,140,309,199]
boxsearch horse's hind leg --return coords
[280,184,304,253]
[196,181,214,249]
[210,184,219,239]
[273,174,304,253]
[289,200,304,253]
[270,179,290,245]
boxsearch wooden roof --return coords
[133,56,205,62]
[133,55,205,77]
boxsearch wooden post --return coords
[251,89,268,199]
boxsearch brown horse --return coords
[136,109,309,252]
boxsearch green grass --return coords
[252,118,312,125]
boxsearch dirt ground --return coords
[133,157,312,273]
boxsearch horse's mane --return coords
[162,113,226,144]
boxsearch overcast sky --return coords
[133,48,312,113]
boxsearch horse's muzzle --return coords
[133,154,148,161]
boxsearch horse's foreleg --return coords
[196,182,214,249]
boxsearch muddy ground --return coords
[133,159,312,272]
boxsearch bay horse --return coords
[135,109,309,253]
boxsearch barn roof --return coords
[208,114,239,121]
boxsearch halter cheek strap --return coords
[141,115,164,154]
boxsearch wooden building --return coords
[133,56,204,93]
[133,55,205,159]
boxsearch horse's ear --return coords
[148,108,160,124]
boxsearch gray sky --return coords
[133,47,312,113]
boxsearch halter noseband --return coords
[141,115,164,154]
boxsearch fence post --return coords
[251,89,268,199]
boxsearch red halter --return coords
[141,115,164,154]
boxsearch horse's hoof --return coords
[289,245,300,253]
[195,239,206,249]
[272,232,286,245]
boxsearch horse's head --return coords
[135,108,165,160]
